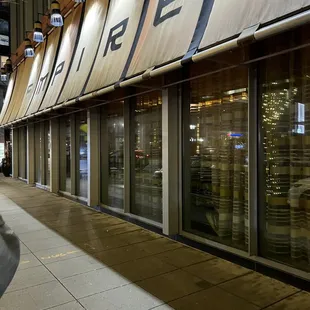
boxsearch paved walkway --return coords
[0,177,309,310]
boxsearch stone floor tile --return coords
[155,246,214,268]
[6,265,55,292]
[35,244,85,264]
[136,269,211,303]
[11,222,48,234]
[46,254,106,279]
[18,228,60,243]
[18,253,42,270]
[24,236,71,252]
[77,235,130,253]
[94,244,150,266]
[0,281,74,310]
[61,268,130,299]
[112,256,177,282]
[134,238,183,255]
[183,257,251,285]
[46,301,85,310]
[19,242,31,255]
[265,291,310,309]
[219,272,300,308]
[79,283,164,310]
[167,286,259,310]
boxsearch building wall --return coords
[9,0,51,53]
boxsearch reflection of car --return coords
[288,178,310,208]
[109,150,149,170]
[80,146,87,159]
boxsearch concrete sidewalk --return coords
[0,177,309,310]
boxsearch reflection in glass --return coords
[78,113,88,198]
[107,102,124,209]
[65,119,71,192]
[132,92,162,223]
[46,121,51,187]
[184,67,248,250]
[260,50,310,271]
[35,123,41,183]
[18,127,27,179]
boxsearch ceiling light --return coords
[33,21,44,43]
[50,1,63,27]
[24,38,35,58]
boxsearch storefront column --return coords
[87,108,100,206]
[50,118,59,193]
[27,124,35,185]
[12,127,19,178]
[249,63,259,255]
[162,86,180,235]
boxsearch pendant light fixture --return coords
[33,21,44,43]
[1,67,7,82]
[5,58,12,74]
[50,1,63,27]
[24,38,35,58]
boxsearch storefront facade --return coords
[1,0,310,281]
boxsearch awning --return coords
[1,0,310,126]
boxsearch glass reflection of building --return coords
[184,66,249,250]
[132,91,163,223]
[260,50,310,271]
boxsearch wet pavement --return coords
[0,176,309,310]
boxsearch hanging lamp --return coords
[33,21,44,43]
[50,1,63,27]
[24,38,35,58]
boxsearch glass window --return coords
[259,48,310,271]
[183,66,249,250]
[18,127,27,179]
[59,118,71,193]
[131,92,162,223]
[101,101,124,209]
[78,112,88,198]
[45,121,51,187]
[35,123,41,183]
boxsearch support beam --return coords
[87,108,100,206]
[50,118,60,193]
[27,124,35,185]
[12,128,19,178]
[162,86,180,236]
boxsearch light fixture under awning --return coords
[2,0,310,127]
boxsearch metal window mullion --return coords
[12,128,19,178]
[59,119,67,191]
[27,124,35,185]
[40,121,46,185]
[70,114,78,196]
[100,106,109,205]
[248,63,259,256]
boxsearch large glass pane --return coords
[260,48,310,271]
[132,92,162,223]
[183,66,249,250]
[35,123,41,183]
[46,121,51,187]
[105,101,124,209]
[65,119,71,192]
[78,113,88,198]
